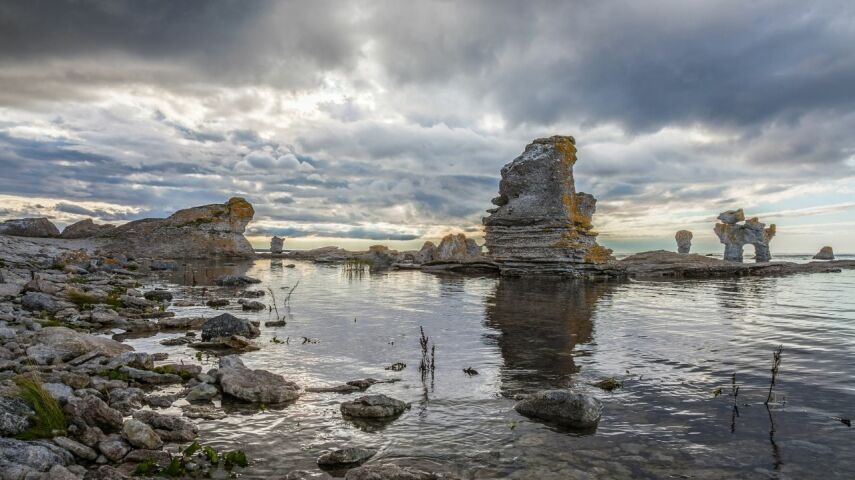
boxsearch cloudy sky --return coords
[1,0,854,253]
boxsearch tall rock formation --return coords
[675,230,693,254]
[101,197,255,259]
[482,136,614,276]
[713,210,776,263]
[270,236,284,254]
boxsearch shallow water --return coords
[127,258,855,479]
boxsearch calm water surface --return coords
[127,257,855,479]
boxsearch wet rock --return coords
[54,436,98,461]
[340,394,410,418]
[0,217,60,237]
[714,211,776,262]
[181,405,226,420]
[283,471,334,480]
[186,383,218,402]
[143,290,173,302]
[271,236,284,254]
[89,307,119,325]
[27,327,132,364]
[121,419,163,449]
[482,136,615,276]
[60,219,115,239]
[306,384,361,394]
[104,352,153,370]
[120,295,153,309]
[239,299,265,311]
[100,197,255,259]
[215,274,261,286]
[317,447,377,468]
[201,313,260,341]
[219,361,300,403]
[814,246,834,260]
[0,396,33,436]
[675,230,693,254]
[97,435,130,463]
[206,298,230,308]
[158,316,206,329]
[119,366,182,385]
[0,437,74,474]
[132,410,197,443]
[513,390,603,429]
[64,396,124,433]
[107,388,146,415]
[344,464,454,480]
[241,290,265,298]
[122,448,171,466]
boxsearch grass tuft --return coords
[15,374,67,439]
[592,376,623,392]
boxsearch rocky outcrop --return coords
[100,197,255,259]
[60,218,115,239]
[618,250,855,278]
[513,390,603,429]
[482,136,614,276]
[217,356,301,403]
[0,217,60,237]
[201,313,260,341]
[675,230,693,254]
[713,209,776,262]
[435,233,482,261]
[814,246,834,260]
[271,236,284,254]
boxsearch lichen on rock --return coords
[482,135,615,276]
[713,211,776,262]
[675,230,693,254]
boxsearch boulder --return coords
[317,447,377,468]
[97,435,131,463]
[513,390,603,429]
[0,396,33,436]
[814,246,834,260]
[21,292,71,314]
[186,383,218,402]
[100,197,255,259]
[63,396,124,433]
[340,394,410,418]
[240,299,265,311]
[132,410,197,443]
[143,290,173,302]
[714,211,776,262]
[121,419,163,449]
[0,437,74,475]
[215,274,261,286]
[53,436,98,461]
[0,217,60,237]
[26,327,132,365]
[219,363,301,403]
[344,464,454,480]
[675,230,693,254]
[482,136,615,276]
[201,313,259,341]
[271,236,284,254]
[60,218,115,239]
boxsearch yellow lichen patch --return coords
[584,245,614,264]
[228,197,255,221]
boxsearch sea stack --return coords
[675,230,693,254]
[813,246,834,260]
[270,236,284,254]
[482,135,614,276]
[713,209,776,263]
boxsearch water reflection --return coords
[485,277,617,396]
[162,260,253,286]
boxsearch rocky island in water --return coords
[1,136,853,480]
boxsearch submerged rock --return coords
[675,230,693,254]
[0,217,60,237]
[814,246,834,260]
[100,197,255,259]
[340,394,410,418]
[482,136,615,276]
[201,313,259,341]
[317,447,377,468]
[714,210,776,262]
[271,236,284,254]
[344,464,455,480]
[215,274,261,286]
[60,218,115,239]
[513,390,602,429]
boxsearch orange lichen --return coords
[583,245,614,264]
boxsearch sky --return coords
[1,1,854,254]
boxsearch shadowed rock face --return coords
[814,246,834,260]
[60,218,115,239]
[482,136,614,276]
[675,230,693,254]
[101,197,255,259]
[713,210,776,262]
[0,217,60,237]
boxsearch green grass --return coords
[153,365,193,380]
[98,369,130,381]
[66,289,101,308]
[592,376,623,392]
[105,286,127,309]
[15,375,67,439]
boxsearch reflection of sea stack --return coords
[484,277,614,395]
[482,136,616,277]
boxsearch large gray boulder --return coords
[0,437,74,476]
[0,218,60,237]
[482,136,615,276]
[132,410,197,443]
[121,419,163,449]
[201,313,260,341]
[21,292,71,314]
[60,218,115,239]
[219,362,301,403]
[513,390,603,429]
[0,397,33,436]
[63,396,124,433]
[26,327,132,365]
[317,447,376,468]
[340,394,410,418]
[813,246,834,260]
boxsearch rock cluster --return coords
[100,197,255,259]
[713,209,776,262]
[60,219,115,239]
[482,136,614,276]
[675,230,693,254]
[813,246,834,260]
[0,218,60,237]
[270,236,284,254]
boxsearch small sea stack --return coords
[813,246,834,260]
[482,135,615,277]
[675,230,693,254]
[270,236,284,254]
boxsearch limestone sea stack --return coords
[675,230,693,254]
[270,236,284,254]
[713,209,776,262]
[813,246,834,260]
[100,197,255,259]
[482,135,614,276]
